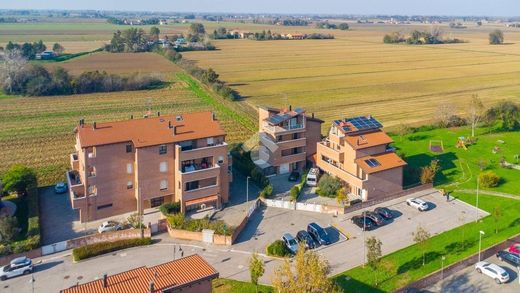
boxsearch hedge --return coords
[159,202,181,216]
[72,238,152,261]
[266,240,291,257]
[167,213,234,236]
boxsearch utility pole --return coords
[478,230,485,262]
[475,177,480,223]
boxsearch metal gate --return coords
[41,241,67,255]
[202,229,214,243]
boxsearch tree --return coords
[491,206,502,234]
[420,159,440,184]
[317,174,342,197]
[336,187,348,206]
[0,216,18,243]
[149,26,160,40]
[412,226,431,266]
[189,23,206,35]
[202,68,219,83]
[484,101,520,131]
[272,243,341,292]
[52,43,64,55]
[249,252,265,291]
[338,23,350,30]
[0,49,27,94]
[366,236,383,286]
[479,171,500,188]
[489,30,504,45]
[467,94,484,137]
[435,103,457,127]
[1,164,37,196]
[477,21,482,26]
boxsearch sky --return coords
[0,0,518,17]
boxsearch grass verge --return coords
[212,278,273,293]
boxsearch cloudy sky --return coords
[1,0,518,16]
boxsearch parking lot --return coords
[426,253,520,292]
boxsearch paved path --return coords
[456,189,520,200]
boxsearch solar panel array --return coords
[346,116,382,131]
[267,108,304,125]
[365,158,381,168]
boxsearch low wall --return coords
[167,227,203,242]
[66,228,151,249]
[0,248,42,266]
[395,233,520,292]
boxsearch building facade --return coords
[257,106,323,175]
[316,115,406,201]
[68,112,230,222]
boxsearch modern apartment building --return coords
[68,112,230,222]
[257,106,323,175]
[316,115,406,201]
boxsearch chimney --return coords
[289,105,292,111]
[212,112,216,121]
[157,111,160,117]
[93,122,97,130]
[102,273,108,288]
[130,114,134,119]
[311,113,315,119]
[144,114,149,118]
[79,118,85,127]
[172,125,177,136]
[168,121,172,128]
[148,280,155,293]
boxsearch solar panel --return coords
[342,126,351,132]
[365,158,381,167]
[346,116,382,131]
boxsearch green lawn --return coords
[212,278,273,293]
[391,126,520,195]
[333,192,520,292]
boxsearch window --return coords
[185,181,199,191]
[127,181,133,189]
[127,163,133,174]
[179,141,193,151]
[126,144,133,153]
[365,158,381,168]
[218,156,224,164]
[97,203,113,210]
[159,144,167,155]
[292,133,299,140]
[88,147,96,158]
[150,197,164,208]
[160,180,168,190]
[207,137,214,146]
[160,162,168,173]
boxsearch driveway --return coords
[426,253,520,292]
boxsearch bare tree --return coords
[0,49,27,94]
[435,103,457,128]
[412,225,431,266]
[366,236,383,286]
[467,94,484,137]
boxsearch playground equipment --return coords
[456,137,468,150]
[429,140,444,153]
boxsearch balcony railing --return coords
[182,163,215,173]
[67,170,82,186]
[263,123,305,134]
[181,142,227,153]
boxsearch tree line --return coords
[315,21,350,30]
[3,40,65,59]
[106,17,160,25]
[383,29,464,44]
[0,50,162,97]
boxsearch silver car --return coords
[97,221,123,233]
[475,261,510,284]
[0,256,33,281]
[282,233,299,255]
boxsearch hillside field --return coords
[182,24,520,130]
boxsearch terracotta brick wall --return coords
[66,229,151,249]
[0,248,42,266]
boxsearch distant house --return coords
[60,254,219,293]
[228,30,254,39]
[174,38,187,46]
[285,33,305,40]
[35,51,56,60]
[159,19,168,25]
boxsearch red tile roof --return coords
[355,152,407,174]
[77,112,226,148]
[344,130,394,150]
[61,254,218,293]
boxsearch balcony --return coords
[316,157,365,187]
[179,142,228,161]
[278,151,307,165]
[318,141,344,163]
[70,153,79,170]
[180,165,221,183]
[277,137,307,150]
[262,122,305,135]
[183,185,220,202]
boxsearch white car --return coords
[475,261,509,284]
[97,221,123,233]
[406,198,428,211]
[0,256,33,281]
[282,233,299,255]
[306,168,320,187]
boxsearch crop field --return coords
[182,24,520,130]
[0,72,255,186]
[45,52,180,76]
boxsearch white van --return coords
[306,168,320,186]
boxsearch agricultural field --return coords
[182,23,520,130]
[0,70,256,186]
[45,52,180,76]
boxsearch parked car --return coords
[97,221,123,233]
[406,198,429,211]
[0,256,33,281]
[306,168,320,187]
[282,233,299,254]
[351,215,375,231]
[496,251,520,269]
[296,230,316,249]
[475,261,509,284]
[374,207,394,219]
[288,171,300,182]
[508,244,520,255]
[364,211,385,226]
[54,182,68,194]
[307,223,331,245]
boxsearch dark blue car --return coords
[307,222,330,245]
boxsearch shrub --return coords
[420,160,440,184]
[1,164,37,196]
[479,171,500,188]
[0,216,18,243]
[290,186,300,201]
[159,202,181,216]
[127,213,144,228]
[317,174,341,197]
[72,238,152,261]
[266,240,290,257]
[259,184,273,199]
[0,244,12,256]
[167,214,233,235]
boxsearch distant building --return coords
[316,115,406,201]
[60,254,219,293]
[159,19,168,25]
[283,33,306,40]
[35,51,56,60]
[228,30,254,39]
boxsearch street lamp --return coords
[29,274,35,293]
[441,256,446,281]
[362,211,366,268]
[246,176,251,204]
[478,230,485,262]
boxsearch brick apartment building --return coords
[61,254,219,293]
[316,115,406,201]
[68,112,230,222]
[257,106,323,175]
